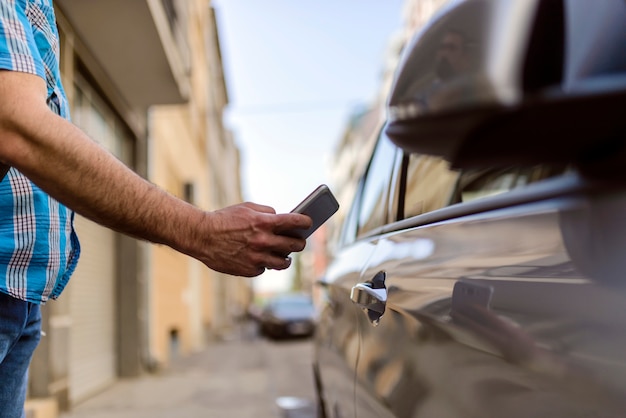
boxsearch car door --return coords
[351,160,626,418]
[315,131,401,418]
[350,149,460,418]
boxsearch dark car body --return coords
[258,294,316,339]
[313,1,626,417]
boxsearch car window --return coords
[337,178,363,247]
[452,165,569,204]
[357,132,399,237]
[397,156,569,220]
[402,153,460,218]
[270,296,314,316]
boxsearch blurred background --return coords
[27,0,451,415]
[214,0,404,296]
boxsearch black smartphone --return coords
[287,184,339,239]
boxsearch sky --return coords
[211,1,406,293]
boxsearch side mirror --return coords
[386,0,626,177]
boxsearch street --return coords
[60,322,317,418]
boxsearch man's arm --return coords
[0,70,311,277]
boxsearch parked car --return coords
[258,293,316,339]
[313,1,626,417]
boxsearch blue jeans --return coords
[0,292,42,418]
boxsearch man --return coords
[412,28,477,113]
[434,28,473,82]
[0,1,311,416]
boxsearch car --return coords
[312,1,626,417]
[258,293,316,339]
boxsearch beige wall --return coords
[148,0,248,367]
[149,106,212,362]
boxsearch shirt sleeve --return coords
[0,0,46,79]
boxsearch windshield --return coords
[271,297,314,317]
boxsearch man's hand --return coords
[195,202,312,277]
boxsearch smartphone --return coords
[287,184,339,239]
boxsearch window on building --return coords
[183,182,196,205]
[162,0,178,33]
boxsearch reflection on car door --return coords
[315,131,401,418]
[316,239,377,418]
[353,170,626,417]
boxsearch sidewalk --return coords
[59,325,316,418]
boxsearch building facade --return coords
[27,0,249,413]
[147,0,250,369]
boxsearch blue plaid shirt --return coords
[0,0,80,303]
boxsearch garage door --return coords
[68,215,117,404]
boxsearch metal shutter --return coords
[68,215,117,404]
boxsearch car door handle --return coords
[351,270,387,313]
[351,271,387,326]
[351,283,387,313]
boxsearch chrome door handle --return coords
[351,283,387,313]
[351,271,387,326]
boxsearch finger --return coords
[252,266,266,276]
[270,235,307,256]
[244,202,276,214]
[272,213,313,233]
[265,255,292,271]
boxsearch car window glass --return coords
[337,179,363,247]
[357,133,398,237]
[271,296,314,316]
[403,154,460,218]
[458,169,525,202]
[453,165,569,204]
